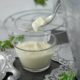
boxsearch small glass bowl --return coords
[14,33,57,72]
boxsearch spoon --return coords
[32,0,61,32]
[16,0,61,32]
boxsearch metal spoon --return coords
[46,1,61,24]
[32,0,61,32]
[17,0,61,32]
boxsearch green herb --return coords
[9,35,15,42]
[14,35,24,42]
[9,35,24,43]
[58,71,76,80]
[0,40,13,51]
[34,0,48,6]
[0,35,24,51]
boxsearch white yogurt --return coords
[32,16,53,32]
[15,41,53,70]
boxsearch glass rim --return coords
[15,13,61,32]
[3,9,62,33]
[15,34,57,52]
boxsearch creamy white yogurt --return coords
[15,41,53,70]
[32,16,53,32]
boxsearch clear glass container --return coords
[3,1,65,73]
[14,33,56,72]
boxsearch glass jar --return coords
[14,33,56,72]
[3,0,64,72]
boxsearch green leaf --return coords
[9,35,15,42]
[0,41,2,46]
[0,35,24,51]
[16,35,24,42]
[34,0,48,6]
[1,40,13,49]
[13,35,24,43]
[58,71,76,80]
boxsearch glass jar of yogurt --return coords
[14,33,56,72]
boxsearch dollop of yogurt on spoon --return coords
[32,15,53,32]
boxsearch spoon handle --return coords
[46,2,61,23]
[52,1,61,20]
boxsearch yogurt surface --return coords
[15,41,53,70]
